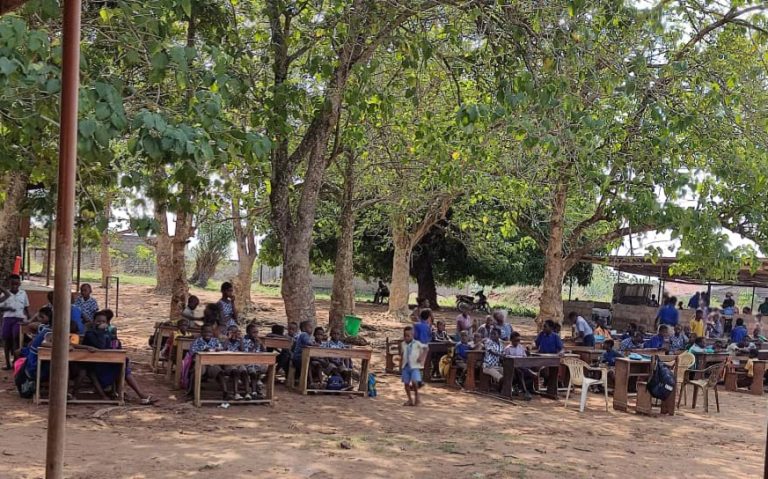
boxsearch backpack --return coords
[646,355,676,401]
[326,374,345,391]
[367,373,377,397]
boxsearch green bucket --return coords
[344,315,362,336]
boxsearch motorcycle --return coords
[455,290,490,314]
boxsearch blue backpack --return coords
[367,373,377,397]
[326,374,345,391]
[646,356,676,401]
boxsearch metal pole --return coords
[752,286,756,312]
[46,1,81,477]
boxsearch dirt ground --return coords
[0,283,765,479]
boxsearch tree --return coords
[188,217,232,288]
[468,1,768,325]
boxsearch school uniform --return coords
[535,331,563,354]
[482,339,504,381]
[1,289,28,342]
[400,339,426,384]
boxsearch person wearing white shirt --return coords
[503,332,534,400]
[569,311,595,347]
[0,275,30,370]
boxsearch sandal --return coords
[139,396,157,405]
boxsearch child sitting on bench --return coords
[243,323,266,399]
[222,325,246,400]
[188,325,226,399]
[321,328,352,388]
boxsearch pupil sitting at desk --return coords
[188,325,225,399]
[619,332,645,353]
[82,312,156,405]
[432,321,451,342]
[503,331,534,400]
[643,325,670,351]
[243,323,266,400]
[730,318,749,344]
[222,325,245,401]
[321,328,353,389]
[481,327,504,388]
[688,336,707,353]
[535,320,564,354]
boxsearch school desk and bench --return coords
[296,346,372,396]
[193,351,277,407]
[724,358,767,396]
[422,341,452,382]
[501,354,562,399]
[35,347,127,406]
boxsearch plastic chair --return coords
[674,352,696,406]
[677,362,726,413]
[562,357,608,412]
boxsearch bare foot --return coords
[403,400,414,406]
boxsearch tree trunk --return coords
[231,195,257,315]
[388,217,412,317]
[0,171,27,280]
[537,179,568,327]
[152,202,173,294]
[281,230,317,325]
[329,152,357,332]
[412,248,438,311]
[100,194,112,288]
[168,210,192,321]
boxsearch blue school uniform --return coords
[413,320,431,344]
[535,331,563,354]
[730,325,748,344]
[455,342,471,361]
[601,349,622,366]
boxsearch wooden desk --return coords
[423,342,452,382]
[757,350,768,361]
[173,336,196,388]
[193,352,277,407]
[463,350,484,391]
[613,358,651,412]
[725,360,767,396]
[502,355,561,399]
[636,356,678,416]
[385,337,401,374]
[567,347,604,366]
[261,336,292,350]
[692,352,729,378]
[298,346,372,395]
[151,323,177,373]
[35,347,126,405]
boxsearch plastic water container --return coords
[344,315,362,336]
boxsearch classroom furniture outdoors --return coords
[725,359,767,396]
[677,361,727,413]
[262,336,292,351]
[35,347,126,406]
[691,352,729,378]
[672,352,696,405]
[462,350,485,391]
[193,352,277,407]
[150,323,177,373]
[385,337,401,374]
[422,342,452,382]
[172,336,196,388]
[298,346,372,395]
[566,346,604,366]
[758,350,768,361]
[636,355,679,416]
[613,357,655,412]
[500,354,562,399]
[561,356,609,412]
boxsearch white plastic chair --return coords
[562,357,609,413]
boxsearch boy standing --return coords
[400,326,427,406]
[0,274,29,370]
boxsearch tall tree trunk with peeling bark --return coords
[329,152,357,332]
[100,194,112,288]
[537,179,568,326]
[0,171,27,280]
[169,209,193,321]
[412,248,438,311]
[388,217,412,317]
[232,196,257,315]
[151,202,173,295]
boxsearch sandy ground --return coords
[0,283,765,479]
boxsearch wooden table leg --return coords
[165,344,175,382]
[359,358,370,394]
[751,362,766,396]
[117,360,126,406]
[35,356,42,405]
[613,360,629,411]
[151,329,162,373]
[266,364,275,404]
[299,350,310,395]
[174,345,184,389]
[423,351,432,381]
[194,358,202,407]
[544,365,559,399]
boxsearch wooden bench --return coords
[35,347,127,405]
[725,359,766,396]
[613,357,652,412]
[262,336,292,350]
[566,346,604,366]
[692,352,729,378]
[463,350,484,391]
[150,323,177,373]
[193,352,277,407]
[385,337,401,374]
[636,355,679,416]
[501,355,562,399]
[423,342,452,382]
[298,346,372,395]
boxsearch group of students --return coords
[5,279,155,404]
[660,292,767,342]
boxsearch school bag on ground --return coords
[646,355,675,401]
[326,374,345,391]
